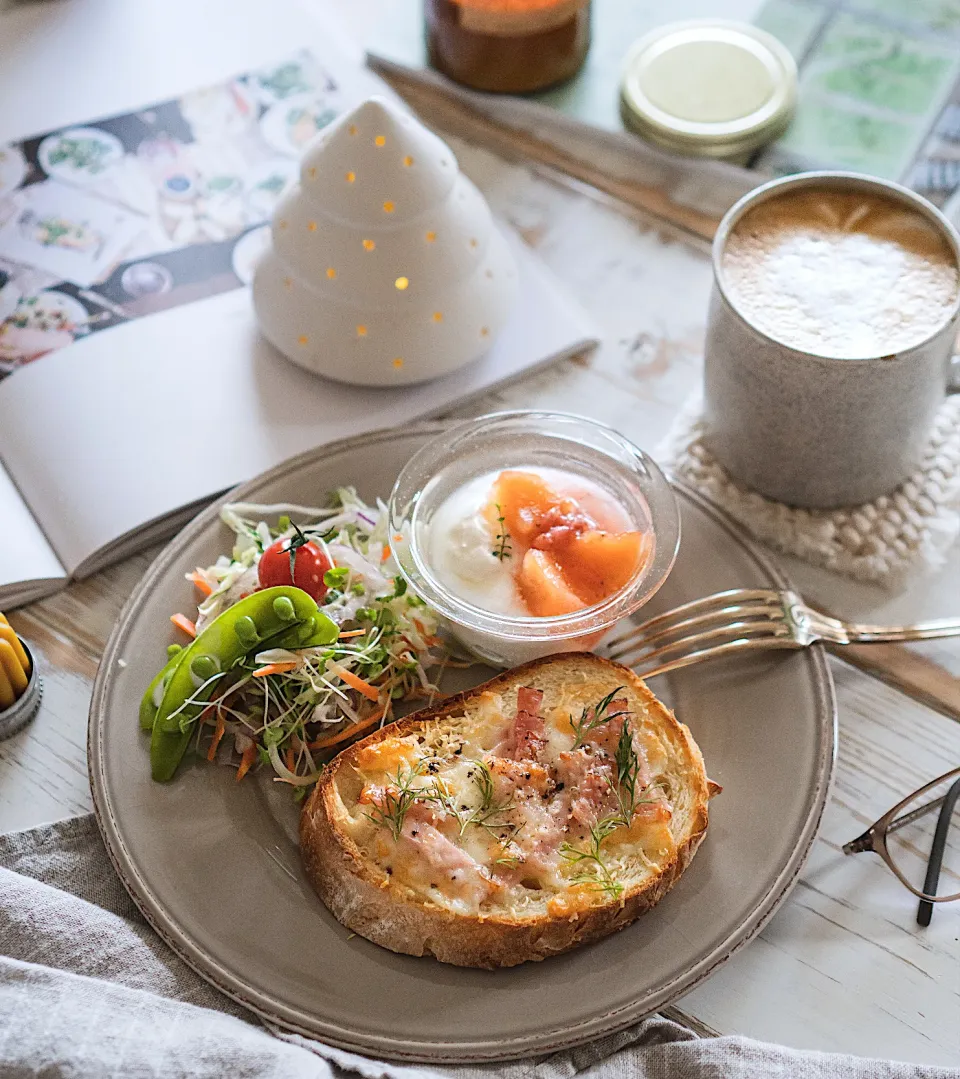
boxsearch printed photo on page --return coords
[0,50,346,377]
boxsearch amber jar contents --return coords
[426,0,590,94]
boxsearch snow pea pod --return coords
[139,646,184,731]
[150,587,336,782]
[138,602,330,734]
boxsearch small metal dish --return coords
[0,639,42,741]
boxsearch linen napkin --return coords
[656,392,960,585]
[0,815,955,1079]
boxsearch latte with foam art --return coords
[721,188,960,359]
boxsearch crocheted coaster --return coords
[656,392,960,585]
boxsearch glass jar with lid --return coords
[426,0,590,94]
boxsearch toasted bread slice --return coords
[300,653,711,968]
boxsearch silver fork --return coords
[604,588,960,679]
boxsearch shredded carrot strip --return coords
[337,628,365,639]
[381,544,391,563]
[207,711,226,761]
[187,571,213,597]
[284,747,295,772]
[252,661,298,677]
[170,613,197,638]
[309,708,385,750]
[412,618,441,647]
[236,743,257,782]
[329,662,380,702]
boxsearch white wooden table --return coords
[2,0,959,1068]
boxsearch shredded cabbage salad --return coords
[178,489,444,799]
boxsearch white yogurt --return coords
[427,473,523,615]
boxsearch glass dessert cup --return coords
[388,411,681,668]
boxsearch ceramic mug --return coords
[703,171,960,508]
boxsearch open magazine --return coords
[0,0,596,608]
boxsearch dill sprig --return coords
[560,818,624,899]
[613,718,641,815]
[419,775,461,818]
[458,761,516,837]
[570,686,630,748]
[363,759,432,841]
[472,760,495,810]
[363,758,464,841]
[605,718,664,826]
[491,504,512,561]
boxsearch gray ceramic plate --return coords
[89,423,836,1063]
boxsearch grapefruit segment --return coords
[485,469,654,617]
[560,530,651,606]
[518,549,588,617]
[490,471,560,546]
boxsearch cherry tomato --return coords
[257,534,331,601]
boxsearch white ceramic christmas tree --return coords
[252,96,518,386]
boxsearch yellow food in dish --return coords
[0,614,31,709]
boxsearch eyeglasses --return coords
[843,767,960,926]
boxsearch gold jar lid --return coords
[620,20,797,159]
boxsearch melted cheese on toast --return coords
[336,677,691,917]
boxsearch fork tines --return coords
[604,587,796,678]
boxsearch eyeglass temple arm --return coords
[916,777,960,928]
